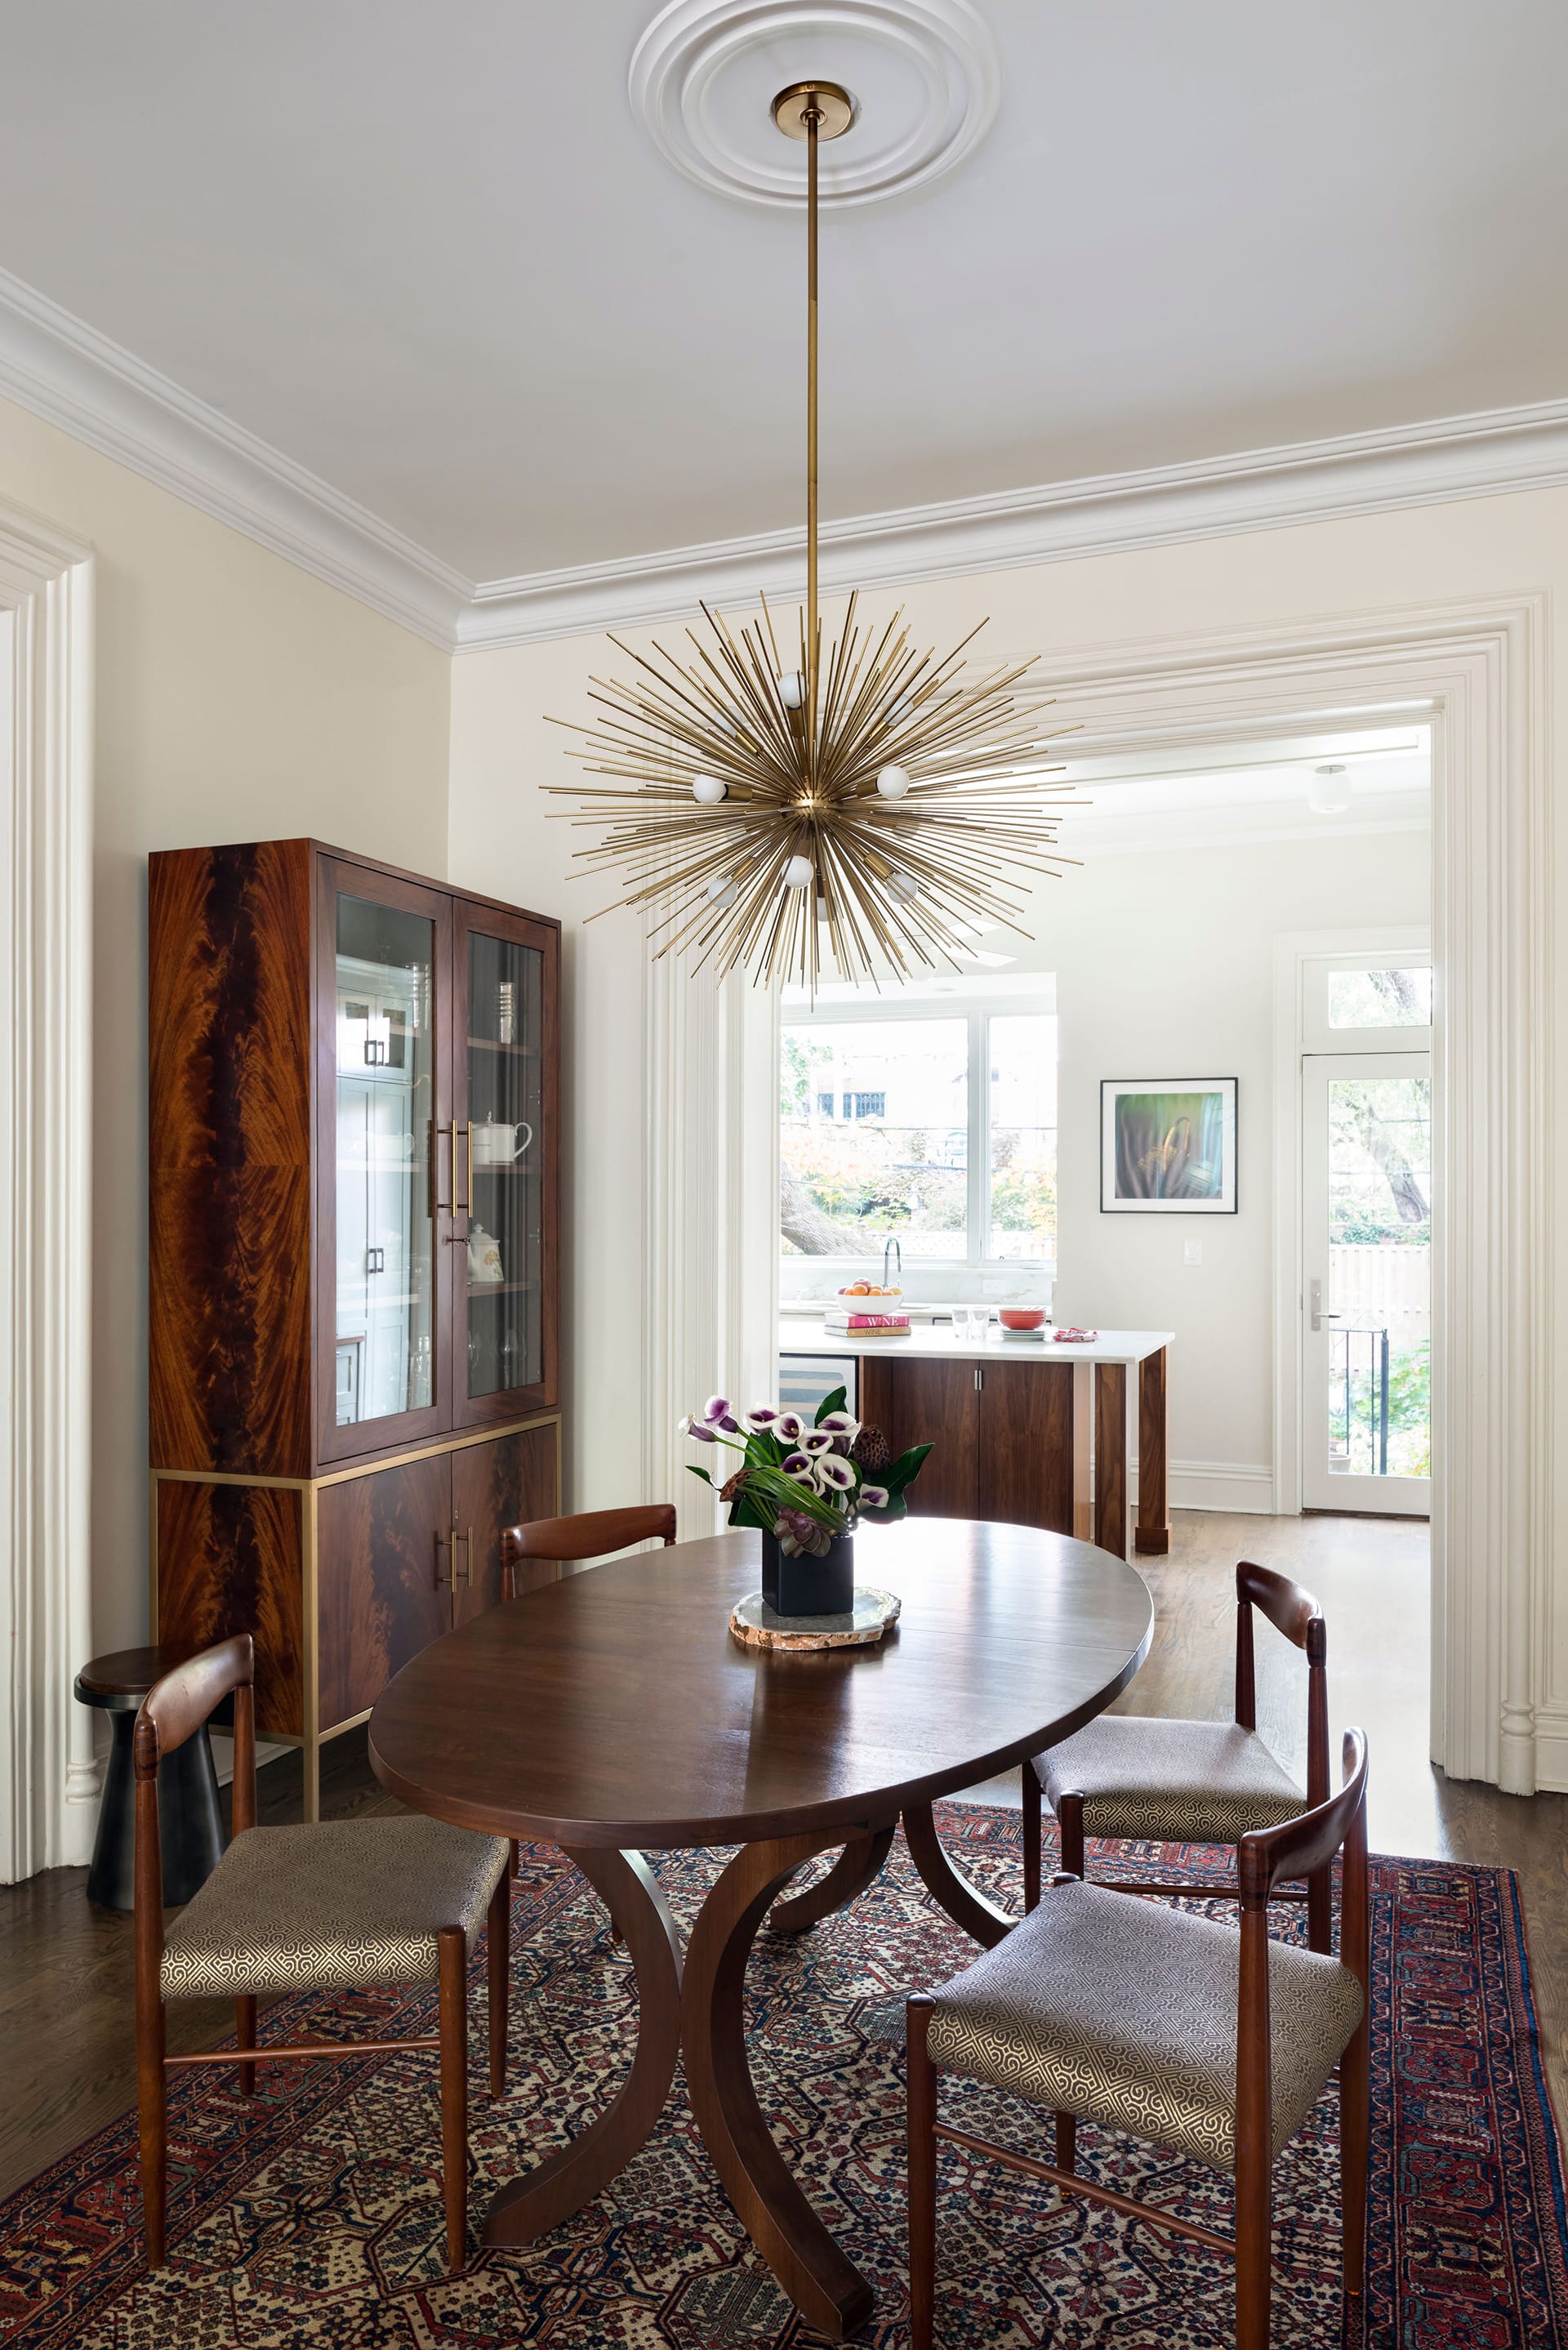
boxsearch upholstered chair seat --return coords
[1033,1715,1305,1848]
[909,1731,1373,2350]
[926,1876,1362,2172]
[160,1816,510,2000]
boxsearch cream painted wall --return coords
[448,478,1561,1601]
[1045,829,1428,1497]
[0,392,452,1657]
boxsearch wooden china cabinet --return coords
[148,838,561,1817]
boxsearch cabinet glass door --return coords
[319,863,450,1460]
[452,903,556,1421]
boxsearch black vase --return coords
[760,1529,856,1620]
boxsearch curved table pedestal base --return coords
[902,1800,1017,1951]
[684,1831,880,2340]
[484,1811,1010,2336]
[766,1826,896,1936]
[483,1848,683,2246]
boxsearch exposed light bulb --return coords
[876,765,912,800]
[888,869,920,902]
[1308,761,1352,815]
[691,774,727,805]
[706,872,737,907]
[777,670,806,711]
[783,855,813,888]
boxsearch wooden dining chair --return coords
[500,1505,677,1883]
[910,1728,1370,2350]
[134,1635,511,2274]
[1022,1559,1331,1949]
[499,1503,678,1599]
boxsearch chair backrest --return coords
[500,1505,677,1599]
[133,1637,256,1990]
[1234,1729,1370,2180]
[1233,1558,1329,1805]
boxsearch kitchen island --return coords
[778,1318,1174,1559]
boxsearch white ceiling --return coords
[0,2,1564,586]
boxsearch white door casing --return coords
[1001,595,1548,1795]
[0,497,95,1882]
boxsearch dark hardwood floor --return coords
[3,1508,1564,2207]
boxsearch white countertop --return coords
[778,1317,1174,1367]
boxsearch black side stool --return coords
[74,1646,226,1909]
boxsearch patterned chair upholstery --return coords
[925,1876,1362,2171]
[1034,1715,1305,1848]
[908,1730,1374,2350]
[161,1816,509,2000]
[1022,1559,1332,1951]
[133,1635,512,2280]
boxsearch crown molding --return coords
[0,265,469,649]
[457,395,1568,653]
[2,249,1564,664]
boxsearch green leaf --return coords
[813,1385,848,1427]
[884,1442,932,1494]
[686,1464,715,1487]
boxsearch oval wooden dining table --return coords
[369,1517,1152,2339]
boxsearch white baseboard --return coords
[1526,1712,1568,1795]
[1128,1458,1276,1516]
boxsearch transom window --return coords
[779,998,1058,1268]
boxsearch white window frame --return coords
[781,990,1058,1274]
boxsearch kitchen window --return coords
[780,998,1057,1268]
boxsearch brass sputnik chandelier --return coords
[550,78,1077,989]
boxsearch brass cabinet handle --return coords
[435,1528,452,1589]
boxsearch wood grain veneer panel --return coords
[1136,1345,1170,1555]
[317,1455,452,1728]
[1094,1360,1129,1559]
[149,841,314,1475]
[858,1358,979,1519]
[978,1358,1075,1535]
[155,1479,303,1737]
[452,1423,559,1623]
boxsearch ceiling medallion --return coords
[550,77,1076,992]
[629,0,1000,210]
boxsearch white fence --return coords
[1329,1242,1430,1344]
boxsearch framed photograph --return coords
[1101,1078,1237,1214]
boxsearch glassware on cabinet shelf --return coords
[333,895,435,1427]
[465,929,543,1400]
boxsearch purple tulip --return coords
[858,1483,890,1509]
[773,1411,804,1442]
[679,1415,717,1444]
[817,1454,854,1491]
[800,1427,835,1456]
[782,1451,816,1482]
[744,1404,782,1434]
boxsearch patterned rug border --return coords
[2,1804,1566,2349]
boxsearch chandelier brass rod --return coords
[806,98,820,758]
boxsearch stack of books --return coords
[824,1285,911,1335]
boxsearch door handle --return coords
[1309,1279,1343,1332]
[435,1529,452,1590]
[463,1526,474,1587]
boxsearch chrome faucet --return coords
[882,1235,902,1289]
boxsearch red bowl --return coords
[998,1307,1045,1331]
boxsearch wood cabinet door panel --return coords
[451,1423,560,1625]
[858,1358,979,1519]
[978,1358,1075,1534]
[317,1453,452,1727]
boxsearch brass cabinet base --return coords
[151,1414,561,1821]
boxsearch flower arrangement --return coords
[679,1386,930,1558]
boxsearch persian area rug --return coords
[1,1805,1564,2348]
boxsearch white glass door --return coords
[1302,1051,1431,1514]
